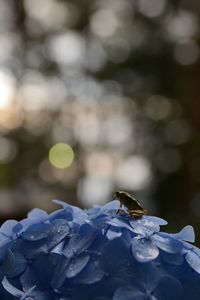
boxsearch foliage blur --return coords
[0,0,200,242]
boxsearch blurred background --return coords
[0,0,200,243]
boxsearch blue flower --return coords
[0,200,200,299]
[113,275,183,300]
[2,276,52,299]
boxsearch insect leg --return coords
[116,208,127,215]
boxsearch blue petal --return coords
[22,223,50,241]
[12,223,23,234]
[20,266,38,290]
[53,200,85,222]
[0,235,12,259]
[51,256,70,289]
[2,249,27,278]
[90,200,120,219]
[51,255,90,287]
[193,245,200,255]
[86,234,108,256]
[185,250,200,273]
[73,210,89,225]
[71,281,107,300]
[100,237,138,287]
[87,207,101,215]
[24,288,53,300]
[63,234,81,257]
[14,239,48,259]
[49,208,73,222]
[2,276,24,297]
[101,200,120,212]
[21,285,49,300]
[52,199,71,208]
[74,257,105,284]
[131,238,159,262]
[65,255,90,278]
[0,220,19,237]
[51,200,73,220]
[152,233,182,254]
[100,237,130,272]
[93,297,111,300]
[47,219,69,250]
[0,233,10,245]
[76,236,96,254]
[19,218,37,231]
[63,232,95,257]
[154,275,183,300]
[181,275,200,300]
[130,218,160,236]
[78,223,95,236]
[27,208,49,222]
[160,251,184,266]
[28,256,54,290]
[144,216,168,226]
[170,225,195,243]
[106,228,122,240]
[50,240,65,255]
[113,286,146,300]
[134,261,159,293]
[107,218,135,232]
[132,225,156,237]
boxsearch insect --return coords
[114,191,147,218]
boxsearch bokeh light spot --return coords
[49,143,74,169]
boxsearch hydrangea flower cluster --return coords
[0,200,200,299]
